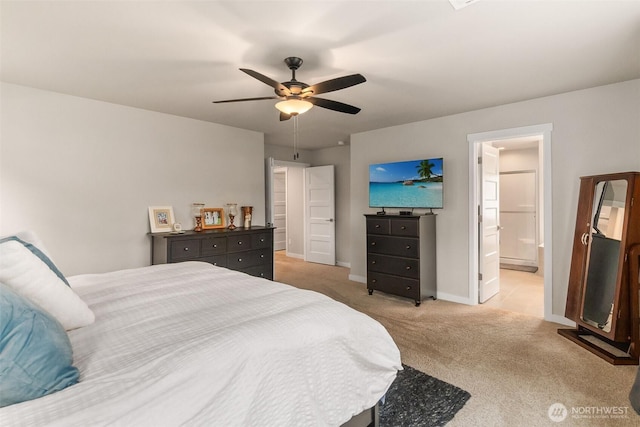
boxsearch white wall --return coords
[351,79,640,317]
[500,147,538,172]
[1,83,265,276]
[264,143,312,165]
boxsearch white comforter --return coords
[1,262,401,426]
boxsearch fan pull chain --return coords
[293,115,299,160]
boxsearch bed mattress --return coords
[1,261,401,426]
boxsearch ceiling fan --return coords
[213,57,366,121]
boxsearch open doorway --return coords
[265,158,309,260]
[484,137,544,317]
[272,167,287,251]
[468,124,554,322]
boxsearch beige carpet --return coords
[274,253,639,426]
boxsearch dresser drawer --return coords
[367,271,420,300]
[391,219,419,237]
[200,255,227,268]
[367,218,390,235]
[241,264,273,280]
[367,235,419,258]
[227,235,252,252]
[201,237,227,255]
[368,253,420,279]
[227,249,272,270]
[169,239,201,260]
[252,233,272,249]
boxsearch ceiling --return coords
[2,1,639,150]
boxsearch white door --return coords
[273,169,287,251]
[479,143,500,303]
[304,165,336,265]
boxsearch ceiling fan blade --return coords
[279,112,292,121]
[303,74,366,96]
[213,96,279,104]
[240,68,291,96]
[308,97,361,114]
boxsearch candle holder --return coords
[227,203,238,230]
[192,203,205,232]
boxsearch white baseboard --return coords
[337,261,350,268]
[349,274,366,284]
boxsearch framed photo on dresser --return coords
[202,207,225,229]
[148,206,175,233]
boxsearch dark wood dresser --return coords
[365,214,436,306]
[150,226,274,280]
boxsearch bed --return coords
[0,253,402,426]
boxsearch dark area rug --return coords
[379,364,471,427]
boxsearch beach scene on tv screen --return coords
[369,158,443,208]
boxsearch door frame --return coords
[468,123,564,323]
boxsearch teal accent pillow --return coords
[0,282,79,407]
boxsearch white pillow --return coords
[0,236,95,330]
[1,230,53,259]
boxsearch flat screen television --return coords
[369,158,443,210]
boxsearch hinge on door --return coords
[478,157,482,164]
[632,197,635,207]
[478,205,482,223]
[478,273,483,281]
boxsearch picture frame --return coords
[148,206,175,233]
[201,207,225,229]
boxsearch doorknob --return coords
[325,218,334,222]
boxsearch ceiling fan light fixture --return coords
[275,99,313,115]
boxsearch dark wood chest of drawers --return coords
[150,227,274,280]
[365,215,436,305]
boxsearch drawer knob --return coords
[405,266,411,270]
[260,238,265,242]
[260,273,264,277]
[371,242,376,246]
[260,254,264,258]
[406,286,412,291]
[238,258,243,262]
[183,247,189,251]
[371,261,376,264]
[401,226,406,230]
[213,262,218,266]
[375,224,381,228]
[238,241,243,245]
[406,245,411,249]
[372,279,377,283]
[212,244,217,248]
